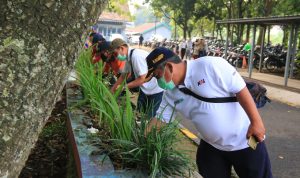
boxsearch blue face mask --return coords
[157,67,175,90]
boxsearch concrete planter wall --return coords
[66,81,147,177]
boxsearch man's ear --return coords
[165,62,173,73]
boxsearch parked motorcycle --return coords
[265,52,287,72]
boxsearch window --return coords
[108,27,112,36]
[103,27,107,36]
[117,28,122,34]
[99,27,105,35]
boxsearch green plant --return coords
[40,120,66,139]
[75,48,134,140]
[109,116,194,178]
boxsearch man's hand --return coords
[247,120,266,142]
[145,118,165,136]
[110,74,125,93]
[236,86,266,142]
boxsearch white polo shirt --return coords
[125,48,164,95]
[156,56,250,151]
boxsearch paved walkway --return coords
[238,70,300,108]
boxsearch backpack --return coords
[179,79,271,108]
[126,49,140,92]
[245,80,271,108]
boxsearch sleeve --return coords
[103,63,110,74]
[155,93,177,123]
[131,51,148,77]
[212,58,246,94]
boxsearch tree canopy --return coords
[145,0,300,43]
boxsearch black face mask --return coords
[101,53,108,62]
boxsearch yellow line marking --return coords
[180,128,198,139]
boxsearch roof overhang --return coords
[216,15,300,25]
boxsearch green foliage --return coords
[107,0,132,20]
[75,48,134,140]
[75,48,194,176]
[273,0,300,15]
[146,0,197,38]
[40,120,66,139]
[109,117,194,178]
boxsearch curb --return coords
[178,123,200,145]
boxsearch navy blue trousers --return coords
[197,140,273,178]
[137,90,163,118]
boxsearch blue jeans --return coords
[137,90,163,118]
[197,140,273,178]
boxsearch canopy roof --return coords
[216,15,300,25]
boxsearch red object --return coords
[104,60,126,76]
[242,56,247,68]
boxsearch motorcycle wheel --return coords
[253,59,260,70]
[265,59,277,72]
[232,58,243,68]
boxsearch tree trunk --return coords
[175,21,177,40]
[183,20,188,39]
[256,0,272,45]
[257,27,264,45]
[236,0,243,45]
[282,26,289,47]
[239,24,245,44]
[0,1,107,177]
[219,27,223,41]
[246,24,251,42]
[267,26,271,44]
[212,19,216,38]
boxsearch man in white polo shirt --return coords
[145,47,273,178]
[110,38,164,117]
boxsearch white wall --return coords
[143,26,171,42]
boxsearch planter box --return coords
[66,81,146,177]
[66,80,202,178]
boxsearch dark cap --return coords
[91,33,105,44]
[145,47,176,81]
[98,41,111,52]
[110,38,127,51]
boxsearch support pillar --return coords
[225,24,230,59]
[249,24,257,78]
[259,26,266,72]
[284,25,295,86]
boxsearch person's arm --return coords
[127,74,146,89]
[236,87,266,142]
[103,62,110,75]
[111,74,125,93]
[145,117,166,135]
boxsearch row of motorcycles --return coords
[207,43,300,74]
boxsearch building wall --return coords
[143,26,171,41]
[94,22,126,41]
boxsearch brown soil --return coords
[19,88,69,178]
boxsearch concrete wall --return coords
[0,1,107,177]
